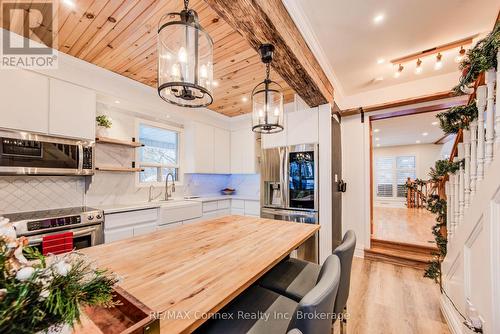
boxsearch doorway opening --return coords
[368,109,455,260]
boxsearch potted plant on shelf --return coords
[96,115,112,137]
[0,217,119,334]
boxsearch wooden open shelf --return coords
[95,166,144,173]
[96,136,143,148]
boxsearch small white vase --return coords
[96,126,109,137]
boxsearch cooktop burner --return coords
[3,206,101,222]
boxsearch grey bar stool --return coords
[259,230,356,332]
[194,254,341,334]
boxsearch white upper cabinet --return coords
[214,127,230,174]
[0,70,49,134]
[49,79,96,140]
[287,105,319,146]
[185,121,215,173]
[231,128,257,174]
[185,122,232,174]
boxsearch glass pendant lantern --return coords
[157,0,213,107]
[252,44,284,133]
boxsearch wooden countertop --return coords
[81,215,319,334]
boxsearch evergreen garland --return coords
[453,23,500,94]
[436,103,478,134]
[428,159,463,182]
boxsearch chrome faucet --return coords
[165,172,176,201]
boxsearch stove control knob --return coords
[96,214,102,219]
[87,215,94,221]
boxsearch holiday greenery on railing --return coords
[436,23,499,135]
[424,159,461,284]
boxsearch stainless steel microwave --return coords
[0,129,94,176]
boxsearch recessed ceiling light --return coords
[374,128,380,133]
[377,58,385,64]
[375,137,380,141]
[114,100,120,104]
[373,13,385,24]
[422,132,429,136]
[431,121,439,126]
[241,96,248,102]
[415,58,423,75]
[394,64,404,78]
[212,80,219,87]
[455,46,466,63]
[416,140,421,144]
[63,0,76,8]
[434,53,443,70]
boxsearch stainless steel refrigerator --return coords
[260,143,319,263]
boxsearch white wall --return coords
[341,96,465,256]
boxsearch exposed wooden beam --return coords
[342,91,467,117]
[203,0,334,107]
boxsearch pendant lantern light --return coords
[251,44,284,134]
[157,0,213,107]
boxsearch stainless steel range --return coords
[4,207,104,253]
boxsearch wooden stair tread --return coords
[366,247,433,263]
[371,238,437,253]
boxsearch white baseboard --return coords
[440,294,465,334]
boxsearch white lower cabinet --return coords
[104,208,159,243]
[157,221,183,230]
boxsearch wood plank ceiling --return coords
[1,0,295,116]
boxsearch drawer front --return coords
[231,199,245,209]
[244,200,260,216]
[202,201,218,212]
[160,204,202,225]
[217,199,230,210]
[104,227,133,243]
[157,221,183,230]
[133,224,156,237]
[105,208,158,230]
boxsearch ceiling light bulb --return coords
[432,121,439,126]
[415,59,423,74]
[114,100,120,104]
[416,140,421,144]
[377,58,385,64]
[63,0,76,8]
[212,80,219,87]
[199,64,208,78]
[394,64,404,78]
[455,46,466,63]
[274,107,280,116]
[434,53,443,70]
[373,14,385,24]
[422,132,429,136]
[258,109,264,118]
[178,47,187,63]
[241,96,248,102]
[171,63,181,79]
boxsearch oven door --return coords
[25,223,104,254]
[0,130,93,175]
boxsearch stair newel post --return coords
[453,157,460,231]
[476,85,487,185]
[458,144,465,226]
[445,180,452,240]
[463,129,471,209]
[485,69,496,166]
[495,50,500,152]
[470,119,478,198]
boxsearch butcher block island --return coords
[80,215,319,334]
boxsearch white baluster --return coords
[470,120,478,198]
[453,159,460,231]
[476,85,487,185]
[463,129,471,208]
[445,181,452,240]
[495,50,500,152]
[458,144,465,226]
[485,69,496,166]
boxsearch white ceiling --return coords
[372,111,447,147]
[286,0,498,96]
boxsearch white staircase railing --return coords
[441,50,500,334]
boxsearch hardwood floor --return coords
[332,258,450,334]
[373,207,436,247]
